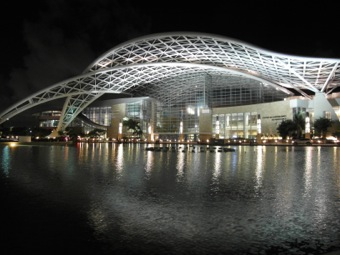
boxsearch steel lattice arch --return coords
[1,32,340,132]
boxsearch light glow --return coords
[305,116,310,133]
[257,115,261,134]
[118,122,123,134]
[216,120,220,135]
[179,121,183,134]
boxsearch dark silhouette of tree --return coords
[31,127,52,137]
[123,118,143,137]
[1,126,31,136]
[293,112,305,138]
[277,119,296,139]
[314,117,332,137]
[277,112,306,139]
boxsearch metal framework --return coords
[1,32,340,131]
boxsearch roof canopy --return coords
[1,32,340,130]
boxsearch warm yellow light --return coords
[9,142,17,147]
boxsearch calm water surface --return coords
[1,143,340,254]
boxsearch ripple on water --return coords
[1,144,340,254]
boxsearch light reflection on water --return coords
[1,143,340,254]
[1,145,10,177]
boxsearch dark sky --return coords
[1,0,339,113]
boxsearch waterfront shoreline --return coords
[1,140,339,147]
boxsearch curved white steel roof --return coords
[1,32,340,130]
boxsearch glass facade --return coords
[211,84,284,108]
[126,100,154,134]
[153,75,213,141]
[212,112,258,139]
[129,73,288,141]
[82,107,112,126]
[33,111,61,128]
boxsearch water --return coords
[1,143,340,255]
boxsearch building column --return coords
[179,120,184,142]
[198,108,212,143]
[215,116,220,139]
[243,113,248,138]
[305,112,311,138]
[107,103,125,140]
[147,122,154,142]
[225,114,230,138]
[118,121,123,140]
[256,114,262,143]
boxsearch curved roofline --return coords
[2,32,340,131]
[84,31,340,73]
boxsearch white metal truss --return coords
[1,32,340,130]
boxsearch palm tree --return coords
[277,112,306,139]
[293,112,305,138]
[123,118,143,138]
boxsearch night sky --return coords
[1,0,339,113]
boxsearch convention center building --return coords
[1,32,340,143]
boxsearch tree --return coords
[31,127,52,137]
[314,117,332,137]
[277,119,296,139]
[277,112,306,139]
[293,112,305,138]
[123,118,143,137]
